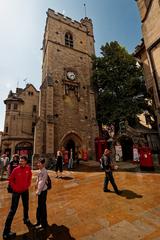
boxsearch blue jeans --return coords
[68,158,73,169]
[104,171,119,193]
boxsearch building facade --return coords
[0,131,2,155]
[34,9,98,161]
[135,0,160,134]
[1,84,39,161]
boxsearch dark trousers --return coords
[36,190,48,227]
[55,162,63,172]
[4,190,29,233]
[104,171,119,193]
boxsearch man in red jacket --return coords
[3,155,32,239]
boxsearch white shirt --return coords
[36,167,48,195]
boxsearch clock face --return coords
[67,71,76,80]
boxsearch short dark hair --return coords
[20,155,28,161]
[38,158,45,164]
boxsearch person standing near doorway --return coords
[68,149,74,169]
[101,149,121,195]
[3,155,32,239]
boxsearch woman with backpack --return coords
[34,158,49,229]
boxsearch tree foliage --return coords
[92,41,149,130]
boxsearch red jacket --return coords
[9,165,32,193]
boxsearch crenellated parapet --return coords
[47,8,93,36]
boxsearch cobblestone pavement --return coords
[0,161,160,240]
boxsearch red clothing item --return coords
[9,165,32,193]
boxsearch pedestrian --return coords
[0,154,10,180]
[68,149,73,169]
[7,154,19,176]
[7,154,20,193]
[34,158,49,229]
[3,155,32,239]
[77,149,82,165]
[55,150,63,178]
[101,148,121,195]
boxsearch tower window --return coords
[65,32,73,48]
[7,104,11,110]
[32,122,36,134]
[5,126,8,133]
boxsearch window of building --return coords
[28,91,34,96]
[65,32,73,48]
[5,126,8,133]
[7,104,11,110]
[32,105,37,113]
[14,103,18,110]
[32,122,36,134]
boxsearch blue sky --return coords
[0,0,142,131]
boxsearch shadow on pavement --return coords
[63,164,102,173]
[15,224,76,240]
[61,176,74,180]
[49,160,160,174]
[120,189,143,199]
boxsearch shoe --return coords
[41,223,49,229]
[33,223,41,227]
[24,218,33,226]
[115,190,122,195]
[3,231,16,239]
[104,189,111,192]
[34,224,42,229]
[24,218,30,224]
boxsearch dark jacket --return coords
[101,154,113,172]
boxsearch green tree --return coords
[92,41,149,134]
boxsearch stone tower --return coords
[34,9,98,161]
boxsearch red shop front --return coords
[95,137,107,162]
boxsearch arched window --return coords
[65,32,73,48]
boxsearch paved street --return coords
[0,161,160,240]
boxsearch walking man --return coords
[101,148,121,195]
[3,155,32,239]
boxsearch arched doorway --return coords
[65,139,75,159]
[118,135,133,161]
[60,132,82,161]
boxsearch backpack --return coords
[46,175,52,190]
